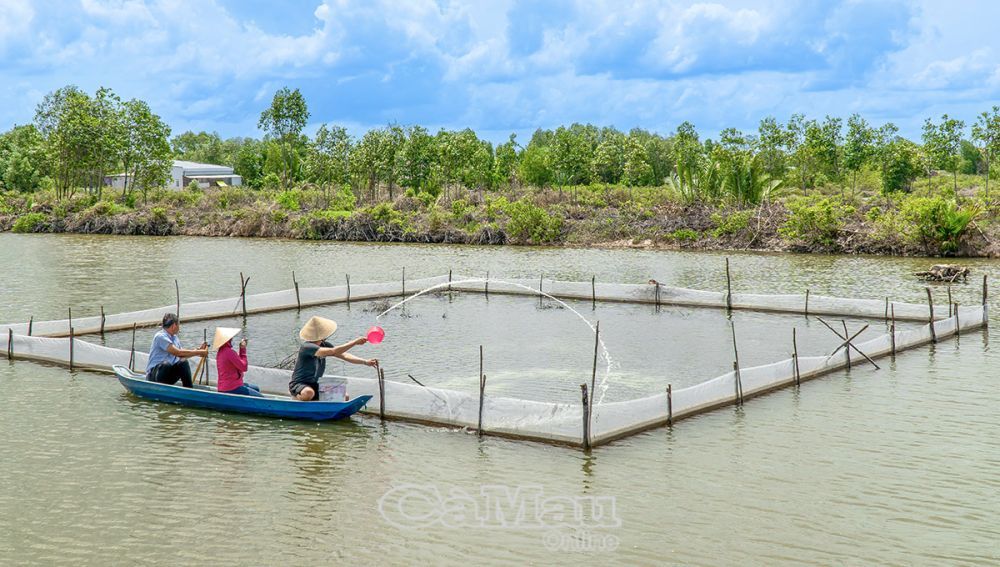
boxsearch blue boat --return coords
[114,365,371,421]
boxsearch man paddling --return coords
[290,316,377,401]
[146,313,208,388]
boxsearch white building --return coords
[106,160,243,190]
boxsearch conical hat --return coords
[299,316,337,342]
[212,327,241,350]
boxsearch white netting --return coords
[1,303,985,447]
[0,275,957,339]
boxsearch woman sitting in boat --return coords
[146,313,208,387]
[214,327,263,397]
[290,316,378,401]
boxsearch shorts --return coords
[289,381,318,400]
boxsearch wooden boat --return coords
[114,365,371,421]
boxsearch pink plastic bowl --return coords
[367,326,385,344]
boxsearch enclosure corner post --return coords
[580,383,591,450]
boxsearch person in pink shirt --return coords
[213,327,262,397]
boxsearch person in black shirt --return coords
[290,315,378,401]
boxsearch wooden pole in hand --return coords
[377,365,385,421]
[239,273,249,318]
[129,323,137,371]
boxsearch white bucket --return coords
[317,376,348,401]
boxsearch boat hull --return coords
[114,365,371,421]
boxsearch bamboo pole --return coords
[590,322,600,409]
[6,329,11,359]
[842,320,851,367]
[955,303,960,337]
[948,286,953,317]
[448,269,452,292]
[69,327,74,371]
[983,275,988,326]
[293,271,301,311]
[805,289,810,317]
[890,304,896,356]
[725,258,733,311]
[129,323,137,371]
[175,280,180,321]
[731,322,742,404]
[478,345,485,436]
[100,306,106,336]
[591,276,596,310]
[68,307,72,335]
[926,287,937,343]
[377,366,385,421]
[346,274,351,308]
[27,316,32,336]
[884,297,889,322]
[792,328,800,386]
[239,273,249,318]
[580,383,591,450]
[666,384,673,427]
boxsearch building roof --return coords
[173,160,234,174]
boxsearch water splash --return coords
[376,276,616,404]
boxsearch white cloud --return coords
[0,0,34,47]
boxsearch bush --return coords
[276,190,301,212]
[12,212,47,233]
[505,199,563,244]
[711,209,754,237]
[186,180,202,192]
[86,201,129,216]
[899,196,980,255]
[261,173,281,191]
[669,228,699,242]
[779,195,855,247]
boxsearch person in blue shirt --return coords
[146,313,208,387]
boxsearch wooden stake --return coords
[666,384,673,427]
[955,303,960,337]
[725,258,733,311]
[293,271,301,311]
[175,279,180,321]
[792,328,800,386]
[731,322,742,404]
[478,345,485,436]
[884,297,889,322]
[591,276,596,310]
[377,366,385,420]
[68,307,72,335]
[69,326,75,371]
[947,285,953,317]
[27,316,32,336]
[890,304,896,356]
[129,323,137,371]
[842,320,851,366]
[6,329,11,359]
[590,322,600,408]
[580,383,591,450]
[448,269,452,292]
[100,306,106,336]
[805,289,810,317]
[983,275,989,326]
[926,287,937,343]
[346,274,351,307]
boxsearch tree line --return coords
[2,85,999,207]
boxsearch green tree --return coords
[492,133,519,189]
[550,124,596,185]
[234,139,266,188]
[0,125,46,192]
[518,142,553,187]
[399,125,437,193]
[972,106,1000,197]
[591,130,626,183]
[757,116,790,181]
[257,87,310,186]
[621,136,654,187]
[922,114,965,194]
[843,114,874,197]
[305,124,352,190]
[120,98,171,202]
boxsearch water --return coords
[1,233,998,565]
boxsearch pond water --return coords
[1,233,998,565]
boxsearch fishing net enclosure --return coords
[1,275,986,447]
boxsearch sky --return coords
[1,0,999,144]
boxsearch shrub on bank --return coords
[899,196,980,255]
[505,199,563,244]
[12,212,47,233]
[779,195,855,248]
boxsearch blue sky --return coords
[1,0,998,144]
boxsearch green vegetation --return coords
[3,85,1000,256]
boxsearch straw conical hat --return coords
[299,316,337,342]
[212,327,241,350]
